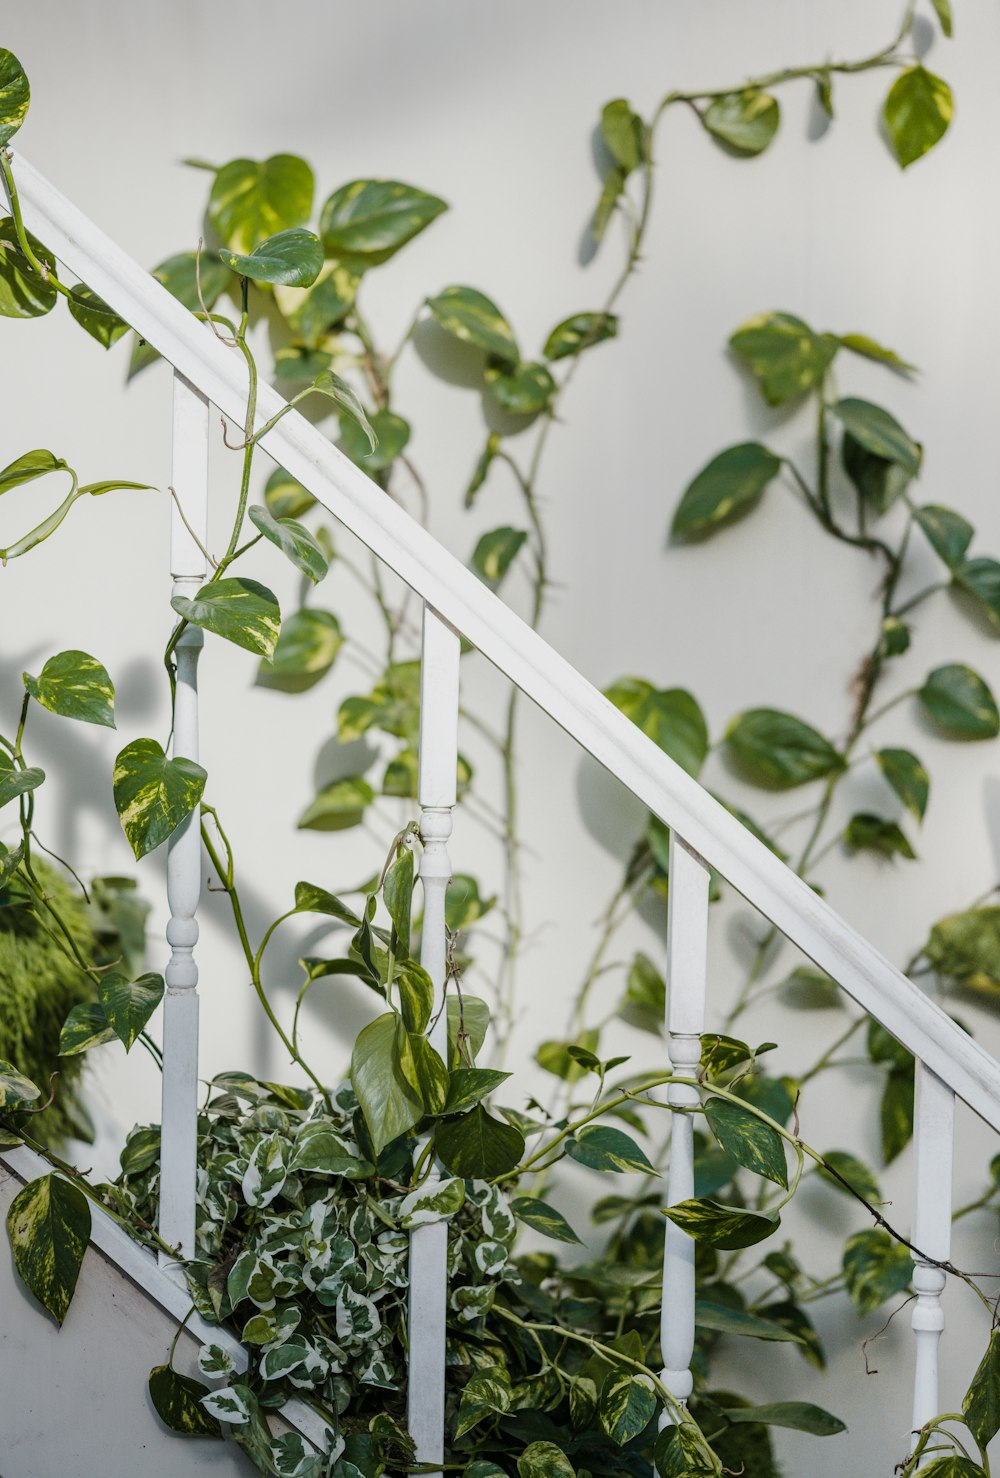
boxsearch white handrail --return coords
[5,152,1000,1131]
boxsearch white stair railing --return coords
[3,151,999,1466]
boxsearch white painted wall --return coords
[2,2,999,1472]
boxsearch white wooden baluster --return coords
[407,605,460,1478]
[660,833,710,1436]
[158,372,209,1266]
[909,1062,955,1460]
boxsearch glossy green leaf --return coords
[914,1458,985,1478]
[876,747,929,822]
[671,442,782,539]
[248,505,328,584]
[842,1228,912,1314]
[915,505,973,568]
[568,1125,654,1175]
[384,849,415,959]
[703,89,780,155]
[320,179,446,262]
[517,1442,576,1478]
[963,1329,1000,1449]
[148,1365,221,1437]
[257,608,342,693]
[68,285,130,348]
[511,1195,582,1244]
[820,1149,881,1204]
[426,286,518,362]
[0,1058,40,1110]
[219,228,323,288]
[172,578,281,659]
[309,370,376,451]
[58,1001,116,1058]
[0,219,58,318]
[351,1012,424,1154]
[339,409,410,471]
[208,154,314,253]
[113,738,207,860]
[444,1068,511,1116]
[455,1368,512,1438]
[436,1104,525,1179]
[543,311,617,361]
[263,466,315,520]
[276,260,359,345]
[725,707,842,788]
[695,1299,801,1342]
[729,312,838,406]
[599,1372,656,1445]
[925,906,1000,990]
[955,558,1000,633]
[842,433,914,516]
[704,1097,787,1187]
[297,775,374,832]
[23,650,115,728]
[293,882,361,926]
[838,332,917,372]
[485,358,555,415]
[98,971,164,1051]
[119,1127,160,1177]
[0,753,44,809]
[663,1198,779,1250]
[399,1030,449,1115]
[601,99,644,173]
[831,398,921,475]
[605,679,709,778]
[721,1402,845,1436]
[7,1173,90,1324]
[0,449,69,494]
[843,812,916,860]
[919,665,999,738]
[0,49,30,145]
[885,66,953,169]
[472,526,528,588]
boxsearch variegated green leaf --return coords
[219,228,323,288]
[242,1133,288,1208]
[0,752,44,809]
[171,577,281,659]
[662,1198,780,1250]
[148,1364,222,1436]
[58,1001,116,1057]
[0,49,30,146]
[7,1173,90,1324]
[599,1371,656,1445]
[98,971,164,1051]
[0,1058,41,1109]
[249,505,328,584]
[208,154,314,254]
[705,1096,788,1187]
[0,218,58,318]
[426,285,518,362]
[456,1368,512,1438]
[510,1195,583,1245]
[398,1176,466,1229]
[320,179,446,263]
[201,1384,255,1424]
[113,738,207,860]
[23,650,115,728]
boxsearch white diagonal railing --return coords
[2,150,997,1470]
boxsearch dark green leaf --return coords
[426,286,518,362]
[725,707,843,788]
[384,847,415,959]
[98,971,164,1051]
[955,558,1000,633]
[455,1369,511,1438]
[963,1329,1000,1449]
[310,370,376,451]
[23,649,115,727]
[351,1012,424,1154]
[842,433,914,516]
[485,358,555,416]
[148,1364,221,1437]
[842,1228,912,1314]
[511,1195,582,1244]
[663,1199,779,1250]
[400,1030,449,1114]
[881,1066,915,1163]
[119,1126,160,1177]
[112,738,207,860]
[208,154,314,253]
[436,1104,525,1179]
[703,90,780,155]
[568,1125,654,1175]
[671,443,782,539]
[0,48,30,145]
[444,1068,511,1115]
[172,578,281,659]
[0,753,44,809]
[219,227,323,288]
[0,219,58,318]
[925,906,1000,990]
[465,433,500,507]
[759,1300,826,1368]
[831,398,921,475]
[257,608,342,693]
[320,179,446,263]
[398,962,432,1036]
[543,312,617,361]
[695,1300,801,1342]
[721,1402,845,1435]
[843,812,916,860]
[339,409,410,471]
[297,776,373,832]
[472,526,528,588]
[919,665,999,738]
[68,285,129,348]
[885,66,953,170]
[598,1372,656,1445]
[915,505,973,569]
[729,312,837,406]
[881,616,911,657]
[820,1149,881,1204]
[704,1097,787,1187]
[876,747,929,822]
[600,99,644,173]
[7,1173,90,1324]
[293,880,361,925]
[249,504,328,584]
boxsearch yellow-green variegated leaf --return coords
[0,1058,41,1109]
[729,312,838,406]
[471,526,528,588]
[148,1365,222,1437]
[263,466,316,520]
[0,752,44,809]
[426,285,519,363]
[219,228,323,288]
[59,1002,116,1057]
[7,1173,91,1324]
[320,179,447,263]
[23,650,115,728]
[172,577,281,658]
[113,738,207,860]
[208,154,314,254]
[0,49,30,146]
[256,608,342,693]
[485,358,555,416]
[705,1096,788,1187]
[919,665,1000,739]
[98,971,164,1051]
[248,505,328,584]
[663,1198,780,1250]
[599,1372,656,1446]
[703,89,780,155]
[0,218,58,318]
[543,312,617,362]
[671,442,782,539]
[309,370,377,452]
[884,66,953,169]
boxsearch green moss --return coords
[0,862,98,1144]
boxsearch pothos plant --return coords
[2,6,1000,1476]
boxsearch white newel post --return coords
[660,833,710,1436]
[909,1062,955,1458]
[407,605,460,1476]
[158,372,209,1266]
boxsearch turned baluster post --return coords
[158,372,208,1265]
[660,833,710,1437]
[407,605,460,1478]
[909,1062,955,1461]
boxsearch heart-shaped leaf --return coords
[320,179,447,262]
[23,650,115,728]
[0,219,58,318]
[207,154,314,254]
[884,66,953,169]
[249,504,328,583]
[172,577,281,658]
[113,738,207,860]
[219,227,323,288]
[0,449,70,495]
[256,608,342,693]
[426,285,518,362]
[7,1173,91,1324]
[0,753,44,809]
[671,442,782,539]
[148,1364,221,1437]
[0,49,30,146]
[98,971,165,1051]
[703,89,780,155]
[919,665,999,739]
